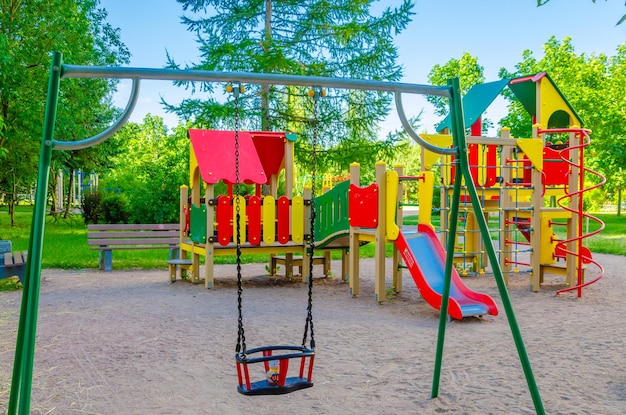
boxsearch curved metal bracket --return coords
[394,91,457,156]
[52,78,141,151]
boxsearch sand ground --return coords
[1,254,625,414]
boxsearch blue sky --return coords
[99,0,625,135]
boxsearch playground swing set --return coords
[14,51,610,415]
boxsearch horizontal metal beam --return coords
[60,64,452,97]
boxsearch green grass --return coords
[1,206,624,276]
[405,212,626,256]
[552,213,626,256]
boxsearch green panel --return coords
[508,81,537,117]
[437,78,510,132]
[314,180,350,243]
[190,204,207,244]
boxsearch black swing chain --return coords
[233,84,247,359]
[302,88,320,351]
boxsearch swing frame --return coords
[8,51,545,415]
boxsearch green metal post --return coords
[436,78,546,414]
[8,51,62,415]
[430,141,463,398]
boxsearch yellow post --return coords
[418,171,435,228]
[374,161,387,303]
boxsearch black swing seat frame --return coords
[236,345,315,396]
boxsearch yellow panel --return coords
[418,171,435,228]
[263,196,276,244]
[476,144,485,187]
[189,148,199,189]
[421,134,453,171]
[441,154,454,186]
[232,196,247,244]
[538,77,581,127]
[385,171,399,241]
[516,138,544,171]
[291,196,304,243]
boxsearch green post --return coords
[431,78,545,414]
[8,51,62,415]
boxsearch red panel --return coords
[542,147,570,186]
[250,132,287,179]
[247,196,261,246]
[216,195,232,246]
[277,196,290,244]
[348,183,378,228]
[469,143,479,186]
[484,144,497,187]
[188,129,267,185]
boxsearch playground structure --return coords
[345,161,498,319]
[10,51,549,413]
[175,133,499,320]
[175,128,350,288]
[418,73,605,296]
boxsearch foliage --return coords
[498,37,626,209]
[537,0,626,26]
[426,52,486,119]
[101,192,129,224]
[100,116,189,224]
[0,0,129,225]
[167,0,415,175]
[81,190,103,224]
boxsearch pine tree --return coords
[167,0,414,172]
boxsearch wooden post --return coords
[179,185,188,261]
[499,128,514,284]
[204,182,214,288]
[302,187,312,283]
[529,125,543,291]
[349,162,361,297]
[393,164,404,293]
[566,129,580,288]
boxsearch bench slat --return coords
[3,252,12,266]
[12,252,24,266]
[87,224,179,231]
[88,237,180,246]
[87,230,179,239]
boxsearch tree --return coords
[0,0,129,224]
[426,52,486,118]
[100,115,190,223]
[166,0,414,176]
[537,0,626,26]
[499,37,626,213]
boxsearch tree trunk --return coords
[618,187,622,217]
[49,171,59,216]
[64,170,75,219]
[261,0,272,130]
[9,178,16,227]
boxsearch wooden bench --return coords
[87,224,180,272]
[0,240,28,283]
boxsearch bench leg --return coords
[99,250,113,272]
[169,263,177,282]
